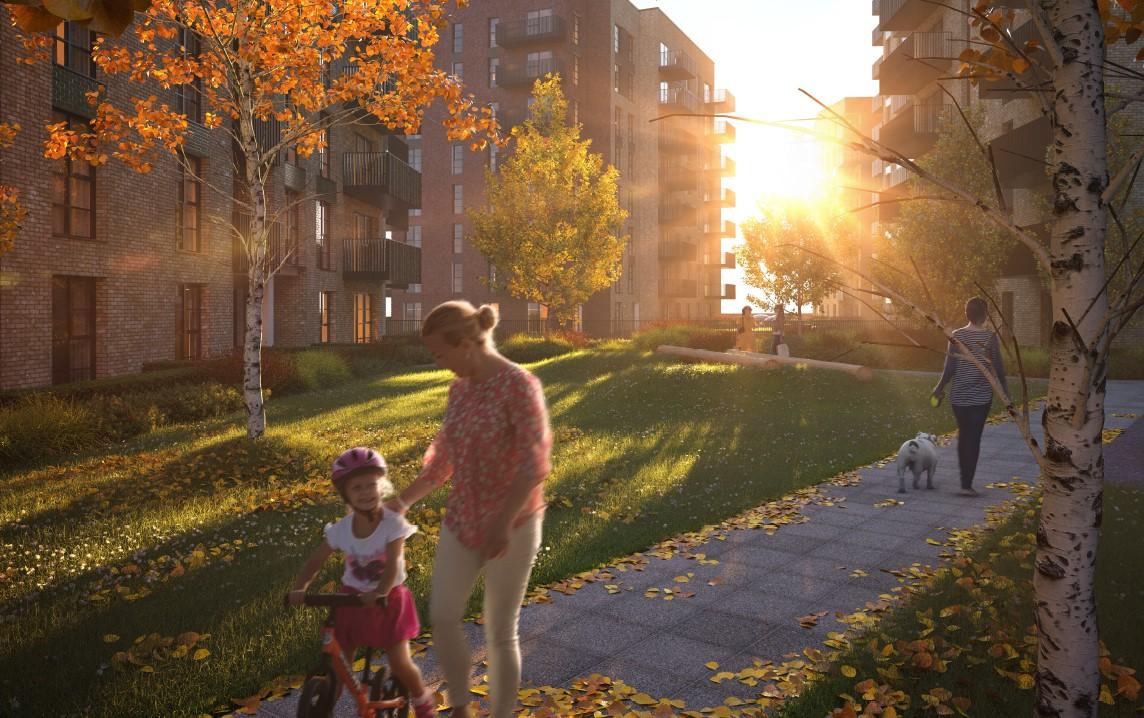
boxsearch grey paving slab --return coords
[519,638,610,687]
[666,609,780,653]
[533,612,655,656]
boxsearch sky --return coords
[629,0,882,312]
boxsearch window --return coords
[407,224,422,248]
[488,263,498,287]
[177,283,203,360]
[319,292,332,343]
[453,23,463,53]
[176,157,202,252]
[452,262,463,293]
[51,111,95,239]
[489,17,499,48]
[526,50,553,79]
[613,24,620,54]
[453,223,463,254]
[176,29,203,124]
[316,201,332,270]
[408,146,422,171]
[317,128,330,178]
[410,207,421,217]
[51,275,96,384]
[572,55,579,86]
[572,14,580,45]
[489,57,499,88]
[54,22,94,77]
[489,143,499,172]
[406,283,421,294]
[404,302,422,321]
[354,212,376,240]
[452,61,464,81]
[354,293,374,343]
[571,100,579,126]
[614,64,621,93]
[452,144,464,175]
[453,184,463,214]
[527,9,552,36]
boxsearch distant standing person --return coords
[932,297,1010,496]
[735,305,755,352]
[387,301,552,718]
[771,304,786,355]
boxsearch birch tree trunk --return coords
[1034,3,1109,715]
[237,62,268,439]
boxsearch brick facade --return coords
[0,18,418,390]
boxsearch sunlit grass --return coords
[1,345,1013,716]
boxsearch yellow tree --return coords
[468,74,627,326]
[20,0,494,438]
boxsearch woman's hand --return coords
[384,496,409,515]
[481,523,513,561]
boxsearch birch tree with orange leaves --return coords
[18,0,495,438]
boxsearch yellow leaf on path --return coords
[840,664,857,678]
[705,661,719,670]
[1099,684,1115,705]
[630,692,656,706]
[469,685,488,697]
[102,634,120,643]
[141,665,155,673]
[926,538,942,546]
[192,648,210,661]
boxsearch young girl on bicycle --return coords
[288,447,437,718]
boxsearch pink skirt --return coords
[334,584,420,651]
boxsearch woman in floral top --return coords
[388,301,552,718]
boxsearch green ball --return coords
[930,396,940,408]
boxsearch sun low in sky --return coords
[632,0,880,311]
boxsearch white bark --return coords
[1034,3,1109,716]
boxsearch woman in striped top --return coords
[932,297,1010,496]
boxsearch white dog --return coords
[895,432,938,494]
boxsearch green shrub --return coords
[201,350,299,394]
[498,334,576,363]
[89,394,165,440]
[631,324,736,353]
[0,395,103,465]
[158,383,244,423]
[293,350,353,391]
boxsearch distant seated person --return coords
[771,305,788,356]
[734,305,755,352]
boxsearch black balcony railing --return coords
[704,156,736,177]
[498,57,563,87]
[660,277,698,298]
[342,237,421,287]
[878,0,940,33]
[659,203,699,226]
[658,48,696,79]
[878,99,945,156]
[659,239,698,262]
[659,85,698,112]
[705,88,736,112]
[707,119,736,144]
[341,151,421,209]
[496,15,567,46]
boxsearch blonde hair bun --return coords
[476,304,499,331]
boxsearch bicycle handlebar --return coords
[286,593,388,608]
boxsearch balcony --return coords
[496,15,567,47]
[704,187,736,208]
[703,219,736,239]
[231,213,298,275]
[283,162,306,192]
[659,127,697,153]
[658,48,696,80]
[706,119,736,144]
[704,155,736,177]
[876,99,945,156]
[342,151,421,210]
[872,25,884,46]
[989,115,1051,191]
[342,237,422,288]
[877,0,940,32]
[660,277,698,298]
[978,21,1049,100]
[659,202,699,227]
[705,282,736,300]
[879,32,953,95]
[705,88,736,113]
[721,251,736,268]
[659,85,699,113]
[659,239,698,262]
[499,57,563,88]
[660,159,700,191]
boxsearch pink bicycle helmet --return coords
[330,447,387,490]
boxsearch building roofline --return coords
[636,6,715,66]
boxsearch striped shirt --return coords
[935,326,1009,407]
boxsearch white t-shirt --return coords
[324,511,418,592]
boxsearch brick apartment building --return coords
[865,0,1144,345]
[392,1,737,334]
[0,19,422,390]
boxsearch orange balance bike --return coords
[290,593,409,718]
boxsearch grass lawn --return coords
[773,483,1144,717]
[2,346,1009,716]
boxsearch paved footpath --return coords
[261,380,1144,717]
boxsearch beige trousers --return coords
[429,514,543,718]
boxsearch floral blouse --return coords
[419,364,552,549]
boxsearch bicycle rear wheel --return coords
[370,665,410,718]
[297,673,338,718]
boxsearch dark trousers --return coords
[952,403,992,489]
